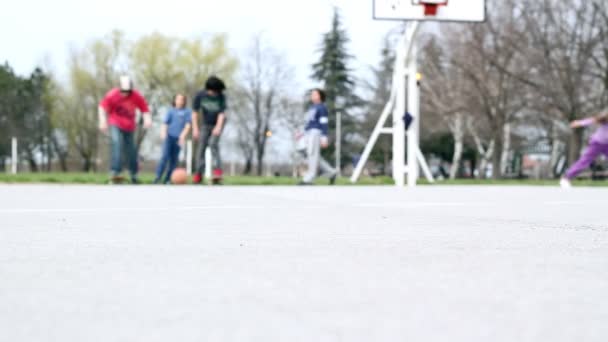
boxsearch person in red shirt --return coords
[98,76,152,184]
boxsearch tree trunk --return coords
[449,113,465,180]
[28,157,38,172]
[450,139,463,180]
[26,149,38,172]
[243,157,253,175]
[549,122,561,178]
[467,118,493,179]
[500,123,511,176]
[82,156,93,172]
[478,141,494,179]
[46,140,53,172]
[256,155,264,176]
[55,147,68,172]
[492,137,503,180]
[568,128,585,167]
[256,142,266,176]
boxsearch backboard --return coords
[373,0,486,22]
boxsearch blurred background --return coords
[1,0,607,182]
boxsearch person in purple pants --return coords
[561,110,608,188]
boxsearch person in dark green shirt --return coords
[192,76,227,183]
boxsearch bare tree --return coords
[449,1,530,179]
[64,31,126,171]
[276,97,306,177]
[420,35,471,179]
[493,0,607,168]
[232,34,294,175]
[415,0,608,179]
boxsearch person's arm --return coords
[179,123,191,146]
[571,117,598,128]
[319,107,329,148]
[161,110,171,141]
[98,106,109,134]
[212,113,225,136]
[98,93,112,134]
[143,113,152,129]
[212,96,227,136]
[192,112,200,139]
[571,109,608,128]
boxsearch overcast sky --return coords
[1,0,400,91]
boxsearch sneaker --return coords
[109,173,124,185]
[192,173,203,184]
[213,168,223,179]
[130,177,140,185]
[560,178,572,189]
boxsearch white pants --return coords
[303,129,336,183]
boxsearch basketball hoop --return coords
[373,0,485,22]
[420,0,448,16]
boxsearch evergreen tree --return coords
[311,8,360,168]
[0,63,52,172]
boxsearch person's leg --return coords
[122,129,139,181]
[564,141,603,180]
[302,131,321,184]
[109,126,122,176]
[195,126,211,178]
[209,134,222,171]
[318,155,336,178]
[165,138,181,184]
[155,139,171,183]
[600,143,608,158]
[318,155,337,184]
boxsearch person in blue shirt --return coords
[299,88,337,185]
[154,94,192,184]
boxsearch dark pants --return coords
[196,125,222,174]
[155,136,181,183]
[110,126,138,177]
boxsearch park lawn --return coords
[0,173,607,187]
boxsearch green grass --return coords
[0,172,393,186]
[420,178,608,187]
[0,173,606,186]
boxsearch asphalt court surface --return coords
[1,185,607,341]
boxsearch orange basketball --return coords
[171,168,188,185]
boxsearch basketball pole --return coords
[406,37,419,187]
[350,22,434,187]
[186,139,193,175]
[336,111,342,176]
[205,148,212,179]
